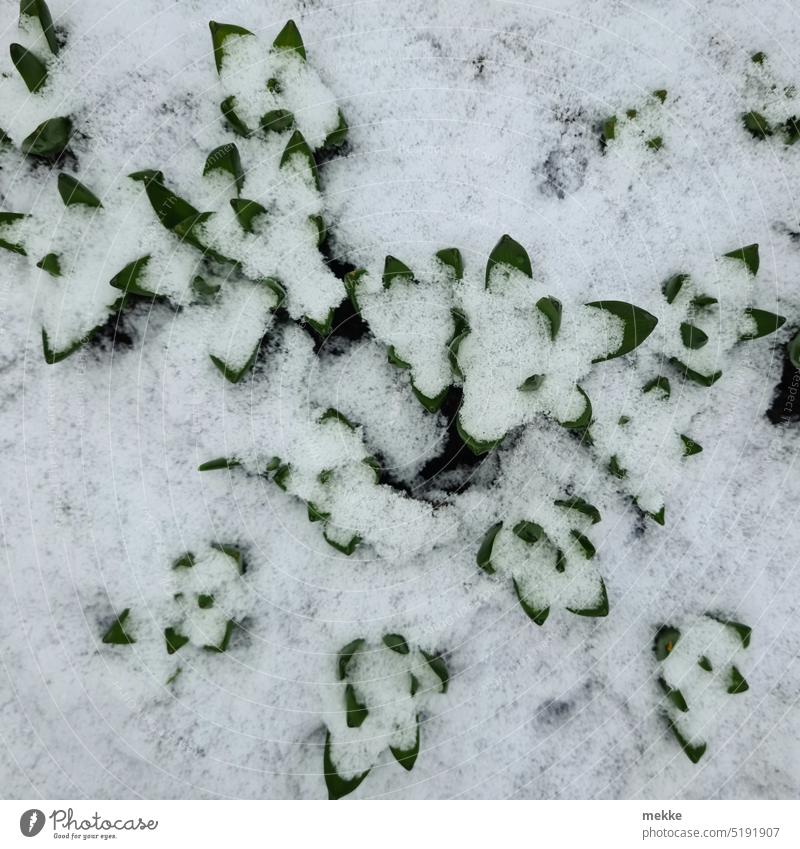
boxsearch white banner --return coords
[1,799,798,848]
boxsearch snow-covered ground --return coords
[1,0,799,799]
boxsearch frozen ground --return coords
[1,0,799,799]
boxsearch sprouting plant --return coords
[741,52,800,143]
[323,635,448,799]
[476,496,607,625]
[658,244,785,388]
[653,615,751,763]
[600,89,669,153]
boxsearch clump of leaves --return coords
[476,496,607,625]
[654,614,751,763]
[324,635,448,799]
[741,53,800,144]
[600,89,668,152]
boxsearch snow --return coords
[1,0,799,802]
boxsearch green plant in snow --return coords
[654,614,751,763]
[600,89,669,152]
[324,635,448,799]
[741,52,800,143]
[659,244,785,388]
[476,495,607,625]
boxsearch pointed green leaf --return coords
[210,345,260,384]
[643,376,671,397]
[420,650,448,693]
[204,143,244,192]
[658,677,688,712]
[204,619,235,652]
[412,384,448,413]
[130,170,199,231]
[57,173,102,208]
[209,21,253,73]
[10,42,47,92]
[36,252,60,276]
[667,717,706,763]
[435,247,463,279]
[518,373,545,392]
[662,273,688,304]
[41,327,86,364]
[109,255,153,296]
[280,130,319,188]
[383,634,409,654]
[456,417,503,455]
[198,457,241,472]
[20,116,71,157]
[698,655,712,672]
[448,329,469,380]
[554,497,601,524]
[727,665,749,694]
[220,95,251,137]
[323,731,370,800]
[345,684,369,728]
[477,522,502,575]
[307,501,331,523]
[706,615,751,648]
[323,109,348,150]
[173,552,195,569]
[486,234,532,286]
[164,626,189,655]
[387,345,412,370]
[102,608,135,645]
[230,197,266,233]
[323,532,362,556]
[570,529,595,559]
[559,386,592,429]
[383,255,413,288]
[344,268,365,310]
[0,211,27,255]
[513,520,545,544]
[680,322,709,350]
[567,578,609,617]
[723,243,759,275]
[587,301,658,361]
[740,308,786,340]
[669,357,722,387]
[513,578,549,626]
[261,109,294,134]
[681,435,703,456]
[273,20,306,60]
[536,296,562,340]
[319,408,357,429]
[20,0,58,55]
[653,89,668,103]
[337,638,365,680]
[742,111,772,140]
[390,718,420,771]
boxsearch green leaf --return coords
[698,655,712,672]
[740,308,786,340]
[338,639,365,680]
[324,731,370,800]
[476,522,502,575]
[601,115,616,143]
[220,96,251,137]
[742,111,772,140]
[608,454,627,479]
[680,435,703,456]
[643,376,671,397]
[280,130,319,188]
[0,211,27,255]
[41,327,87,364]
[658,677,688,712]
[210,345,260,384]
[36,252,60,276]
[261,109,294,134]
[706,615,751,648]
[173,552,195,569]
[198,457,241,471]
[211,542,245,571]
[586,301,658,361]
[204,619,235,653]
[273,462,291,491]
[645,505,666,526]
[723,243,759,276]
[692,294,718,309]
[420,650,448,693]
[324,532,362,556]
[323,109,348,150]
[230,197,267,233]
[307,501,331,523]
[319,408,357,429]
[653,89,668,103]
[570,530,596,559]
[20,0,59,55]
[383,634,410,654]
[130,170,200,231]
[751,51,766,64]
[409,673,420,697]
[536,296,562,339]
[448,329,469,380]
[10,42,47,92]
[102,608,135,645]
[412,384,448,413]
[646,136,663,151]
[164,626,189,655]
[518,374,545,392]
[554,497,601,524]
[345,684,369,727]
[383,255,414,288]
[435,247,464,279]
[20,116,71,157]
[456,417,503,455]
[486,234,532,286]
[209,21,253,74]
[390,718,420,771]
[513,578,549,626]
[727,665,749,694]
[786,333,800,369]
[57,173,102,208]
[566,578,609,618]
[310,214,326,246]
[662,273,688,304]
[669,357,722,387]
[667,717,706,763]
[203,143,244,192]
[109,255,153,297]
[559,386,592,429]
[680,322,709,350]
[513,520,545,544]
[387,345,412,370]
[653,625,681,661]
[344,268,366,310]
[273,19,306,60]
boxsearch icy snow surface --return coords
[1,0,799,799]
